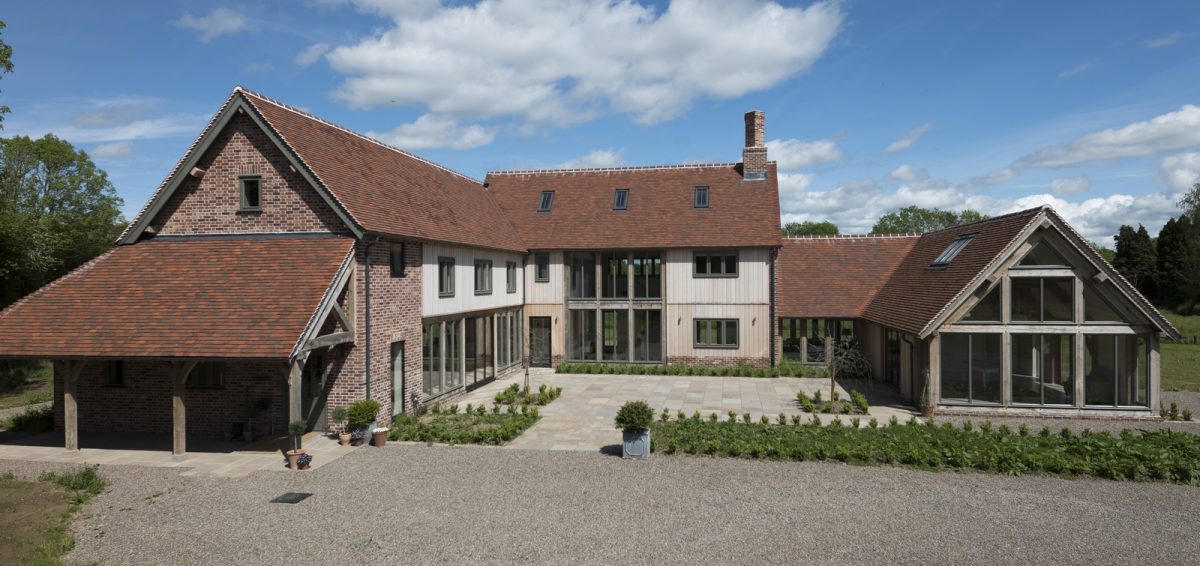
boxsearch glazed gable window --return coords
[239,176,261,211]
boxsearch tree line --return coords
[782,205,988,237]
[1113,184,1200,315]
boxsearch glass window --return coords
[693,252,738,277]
[1083,285,1125,322]
[694,186,709,208]
[1011,334,1074,405]
[632,254,661,299]
[1084,334,1148,407]
[103,360,124,386]
[390,244,405,277]
[569,309,597,361]
[780,318,802,360]
[962,285,1001,322]
[535,253,550,282]
[613,189,628,210]
[930,234,973,268]
[940,333,1002,404]
[633,309,662,361]
[538,191,554,212]
[239,177,261,211]
[1018,240,1070,267]
[694,319,738,348]
[602,309,629,361]
[601,252,629,299]
[187,362,224,389]
[445,320,461,390]
[805,319,827,363]
[474,260,492,295]
[438,257,455,297]
[506,262,517,293]
[568,253,596,299]
[423,322,442,397]
[1011,277,1073,322]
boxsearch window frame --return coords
[238,176,262,212]
[506,261,518,294]
[390,243,405,277]
[692,251,739,278]
[929,234,974,268]
[613,188,629,210]
[534,252,550,282]
[103,360,125,387]
[694,186,709,208]
[537,191,555,212]
[474,259,493,295]
[694,318,739,349]
[438,257,455,298]
[186,362,225,390]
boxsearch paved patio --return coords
[0,430,355,477]
[457,368,917,451]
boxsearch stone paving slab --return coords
[456,368,916,452]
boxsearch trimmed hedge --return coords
[651,417,1200,484]
[555,361,829,379]
[390,404,540,445]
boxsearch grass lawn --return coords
[0,467,107,565]
[0,360,53,410]
[1162,311,1200,392]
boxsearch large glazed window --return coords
[568,309,597,361]
[422,322,442,397]
[632,254,661,299]
[961,285,1001,322]
[1017,240,1070,267]
[444,320,461,390]
[1083,285,1126,322]
[602,310,629,361]
[601,252,629,299]
[1084,334,1148,407]
[1011,277,1073,322]
[633,309,662,362]
[940,333,1002,404]
[1011,334,1074,405]
[568,253,596,299]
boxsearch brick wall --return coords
[665,356,771,369]
[53,360,287,438]
[149,112,346,235]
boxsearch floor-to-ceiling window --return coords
[632,254,661,299]
[423,308,519,399]
[1084,334,1148,407]
[940,333,1002,404]
[422,322,443,397]
[568,309,597,361]
[602,309,629,361]
[569,253,596,299]
[633,309,662,362]
[1011,334,1073,406]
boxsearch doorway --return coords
[529,317,552,367]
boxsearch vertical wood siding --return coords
[664,248,770,305]
[422,243,524,317]
[664,304,771,359]
[525,251,564,304]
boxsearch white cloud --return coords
[1158,152,1200,192]
[365,114,496,150]
[1146,31,1183,48]
[883,122,931,154]
[886,164,928,183]
[766,138,842,169]
[1049,174,1091,196]
[175,8,251,42]
[243,61,273,74]
[1014,104,1200,169]
[91,141,135,159]
[555,149,624,169]
[70,98,159,129]
[33,98,207,143]
[1058,62,1090,79]
[963,167,1017,188]
[326,0,844,133]
[294,43,331,67]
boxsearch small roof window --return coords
[930,234,973,268]
[694,186,709,208]
[613,189,628,210]
[537,190,554,212]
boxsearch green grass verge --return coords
[390,405,541,445]
[0,466,107,565]
[556,361,829,378]
[0,360,52,410]
[1163,310,1200,392]
[1,405,54,432]
[651,417,1200,484]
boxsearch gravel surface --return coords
[2,445,1197,565]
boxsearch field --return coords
[0,360,52,410]
[1163,311,1200,392]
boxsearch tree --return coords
[1113,224,1157,300]
[870,205,988,235]
[0,134,126,307]
[0,20,12,128]
[1180,182,1200,222]
[1090,241,1116,263]
[1156,216,1194,309]
[782,220,839,237]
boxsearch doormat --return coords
[270,492,313,504]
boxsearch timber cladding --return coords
[149,112,348,236]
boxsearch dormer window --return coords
[694,186,709,208]
[538,191,554,212]
[239,176,261,211]
[613,189,628,210]
[930,234,973,268]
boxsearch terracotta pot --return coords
[285,449,305,470]
[920,405,936,418]
[371,430,388,447]
[338,433,351,446]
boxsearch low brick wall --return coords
[666,356,771,369]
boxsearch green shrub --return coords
[390,408,540,445]
[2,405,53,432]
[850,390,870,414]
[660,407,671,422]
[614,400,654,433]
[347,399,381,430]
[742,412,752,424]
[777,413,787,425]
[40,465,107,504]
[760,415,770,425]
[495,382,562,406]
[709,412,718,423]
[1184,409,1194,421]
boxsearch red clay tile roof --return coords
[240,90,527,253]
[776,235,919,319]
[0,236,354,360]
[861,208,1042,336]
[484,164,782,250]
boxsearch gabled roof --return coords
[484,163,783,250]
[776,235,919,319]
[122,88,526,253]
[0,236,355,360]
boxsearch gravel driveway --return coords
[2,445,1197,565]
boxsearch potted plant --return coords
[346,399,381,446]
[614,400,654,460]
[286,419,307,469]
[297,453,313,470]
[371,426,389,447]
[331,406,351,445]
[919,371,935,418]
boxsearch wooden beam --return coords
[330,302,352,333]
[305,331,354,351]
[288,355,308,424]
[171,361,197,456]
[344,263,357,334]
[60,360,86,451]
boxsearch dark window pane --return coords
[1018,241,1069,267]
[941,334,971,403]
[724,255,737,276]
[962,286,1001,322]
[1012,334,1073,405]
[535,253,550,281]
[1083,285,1124,322]
[694,255,707,275]
[1010,278,1040,322]
[709,256,721,275]
[1042,278,1073,322]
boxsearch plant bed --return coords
[796,389,869,415]
[494,383,562,406]
[555,361,828,379]
[390,404,540,445]
[650,415,1200,484]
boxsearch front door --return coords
[302,354,328,431]
[529,317,552,367]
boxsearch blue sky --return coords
[3,1,1199,242]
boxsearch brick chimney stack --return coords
[742,110,767,180]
